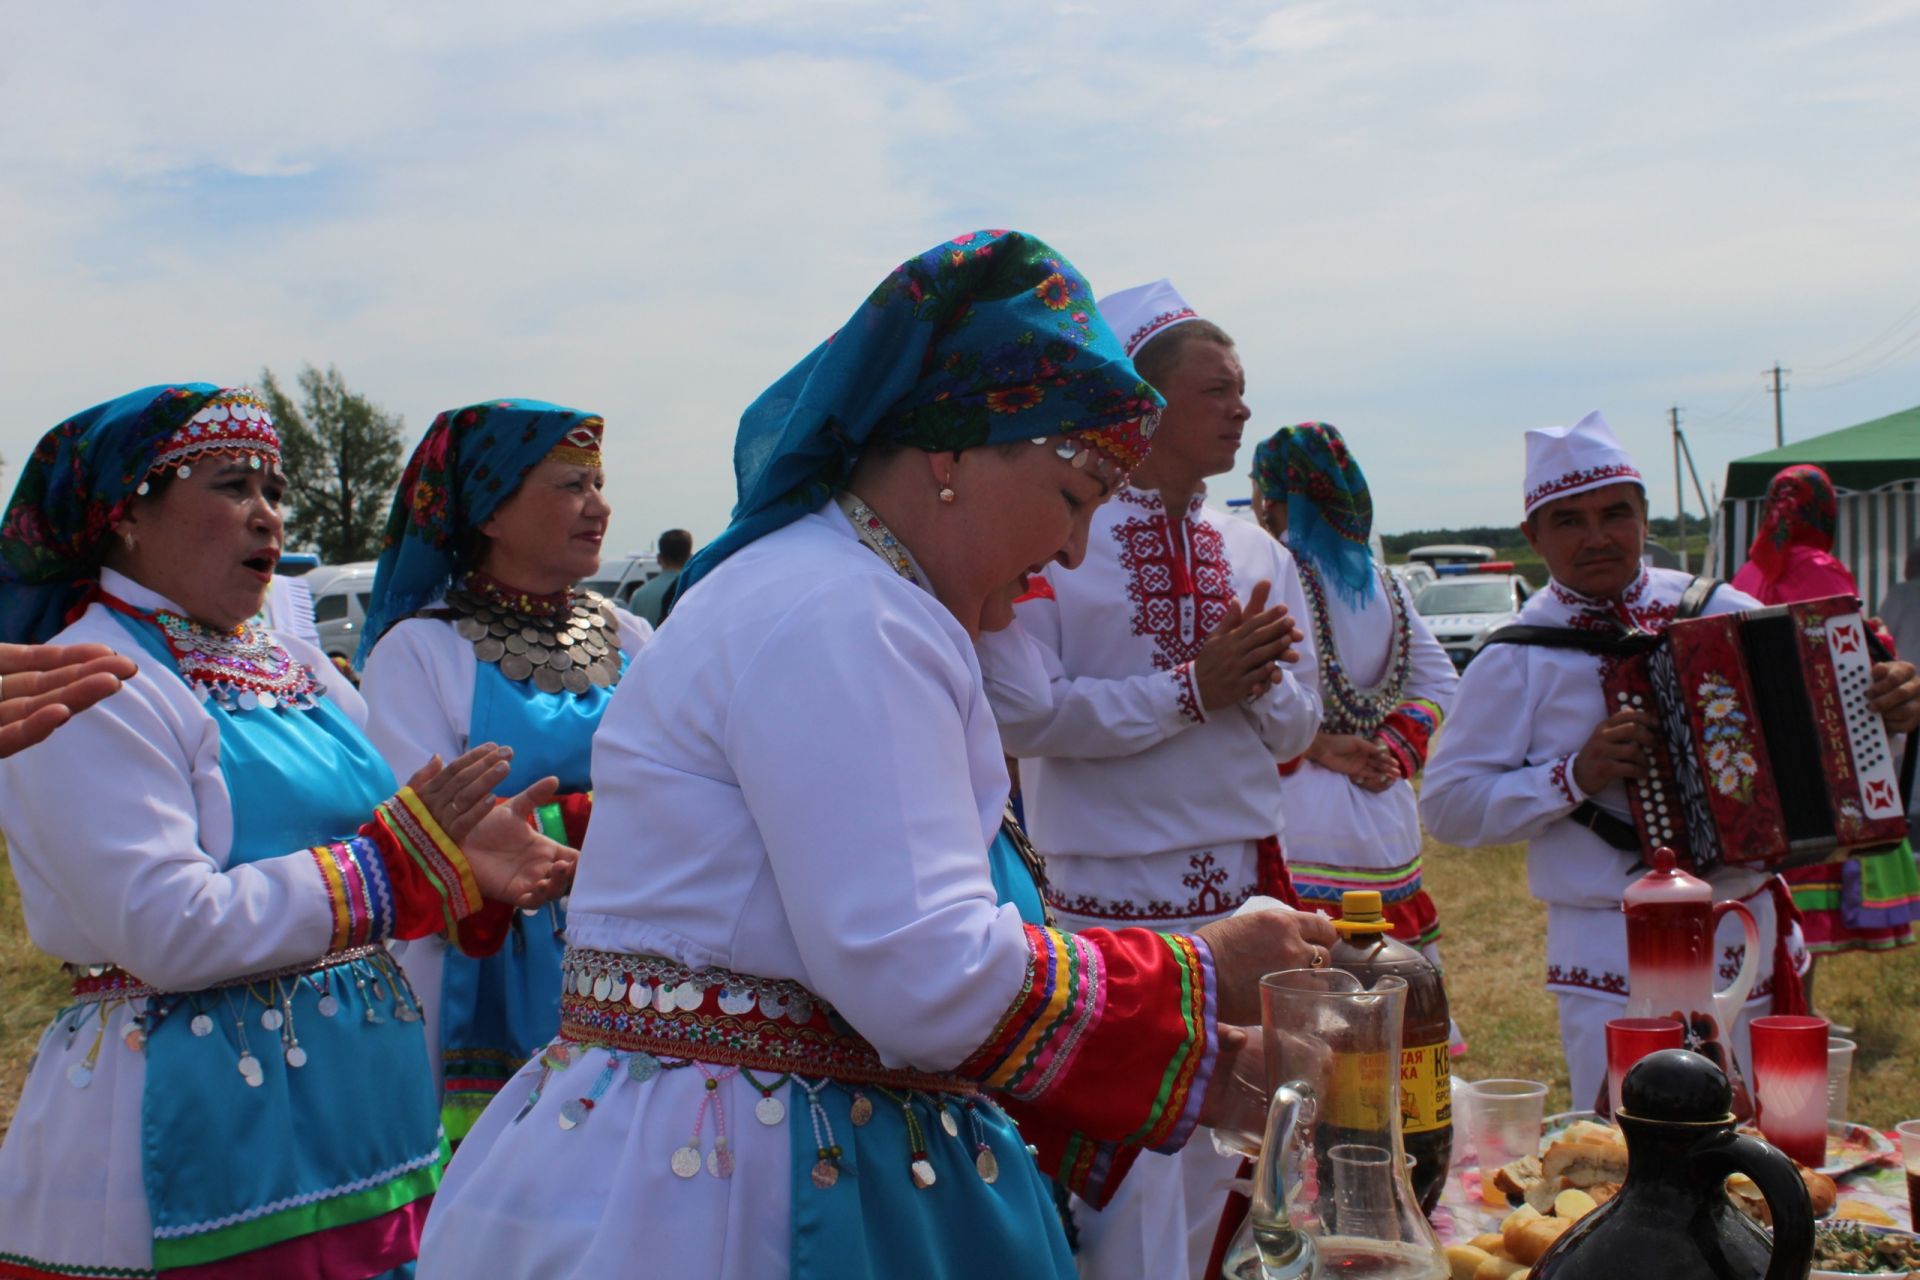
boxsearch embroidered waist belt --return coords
[66,944,384,1004]
[557,946,980,1096]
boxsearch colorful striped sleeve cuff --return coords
[1378,695,1444,778]
[372,786,482,935]
[960,924,1219,1158]
[307,837,397,952]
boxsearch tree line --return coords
[259,365,404,564]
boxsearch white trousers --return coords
[1074,1139,1242,1280]
[1553,989,1766,1111]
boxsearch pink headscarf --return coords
[1733,464,1857,605]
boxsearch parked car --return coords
[579,553,661,606]
[1406,543,1497,569]
[305,561,380,671]
[1388,561,1437,597]
[1414,566,1532,668]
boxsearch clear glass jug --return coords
[1221,969,1448,1280]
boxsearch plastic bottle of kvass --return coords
[1327,889,1453,1215]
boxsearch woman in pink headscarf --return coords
[1733,464,1917,991]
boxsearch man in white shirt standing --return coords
[1420,412,1920,1107]
[979,280,1326,1280]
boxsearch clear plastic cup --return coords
[1456,1078,1548,1207]
[1826,1037,1856,1125]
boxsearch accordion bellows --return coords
[1605,596,1905,872]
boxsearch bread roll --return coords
[1541,1139,1629,1188]
[1471,1253,1528,1280]
[1508,1216,1574,1266]
[1446,1244,1493,1280]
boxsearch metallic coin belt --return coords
[66,944,384,1004]
[557,946,980,1096]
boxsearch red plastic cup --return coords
[1750,1015,1830,1167]
[1606,1017,1685,1118]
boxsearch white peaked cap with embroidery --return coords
[1522,410,1645,517]
[1097,279,1200,359]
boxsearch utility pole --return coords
[1766,362,1789,447]
[1671,405,1687,572]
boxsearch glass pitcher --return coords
[1221,969,1448,1280]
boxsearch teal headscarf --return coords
[676,230,1163,597]
[1253,422,1377,609]
[0,383,236,644]
[359,398,603,665]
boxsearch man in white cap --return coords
[978,279,1330,1280]
[1420,411,1920,1107]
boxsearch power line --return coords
[1799,322,1920,391]
[1801,298,1920,373]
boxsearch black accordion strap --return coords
[1674,574,1722,620]
[1567,800,1642,852]
[1480,624,1658,657]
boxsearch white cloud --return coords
[3,0,1919,553]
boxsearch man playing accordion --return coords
[1421,411,1920,1107]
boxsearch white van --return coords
[306,562,380,671]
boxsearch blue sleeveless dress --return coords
[108,612,441,1277]
[437,647,629,1139]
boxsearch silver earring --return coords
[938,486,956,504]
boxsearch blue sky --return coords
[4,1,1919,553]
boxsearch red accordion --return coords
[1603,595,1906,872]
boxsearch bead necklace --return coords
[461,570,572,618]
[100,593,324,713]
[835,492,926,587]
[1296,560,1412,736]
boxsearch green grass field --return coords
[4,832,1916,1133]
[1424,834,1920,1127]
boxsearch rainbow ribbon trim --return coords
[307,837,397,952]
[376,786,479,932]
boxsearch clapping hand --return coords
[0,642,138,758]
[1194,580,1303,709]
[406,747,577,908]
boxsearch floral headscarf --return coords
[0,384,281,644]
[1253,422,1376,609]
[1746,463,1838,587]
[675,230,1163,597]
[359,399,603,664]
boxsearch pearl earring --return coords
[938,486,956,504]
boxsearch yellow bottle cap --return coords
[1333,889,1391,935]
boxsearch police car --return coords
[1413,563,1533,669]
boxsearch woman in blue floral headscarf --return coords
[420,232,1334,1280]
[1252,424,1463,1031]
[359,399,653,1143]
[0,383,571,1280]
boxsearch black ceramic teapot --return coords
[1531,1049,1814,1280]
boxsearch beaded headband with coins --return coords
[544,416,605,470]
[134,387,283,495]
[439,573,623,695]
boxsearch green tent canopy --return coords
[1724,404,1920,499]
